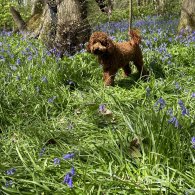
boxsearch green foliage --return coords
[0,15,195,194]
[0,1,17,30]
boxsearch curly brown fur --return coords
[86,30,148,86]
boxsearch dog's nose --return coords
[94,48,99,54]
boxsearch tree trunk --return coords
[178,0,195,33]
[136,0,141,7]
[10,0,111,56]
[154,0,165,14]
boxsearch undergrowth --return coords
[0,15,195,194]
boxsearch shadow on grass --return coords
[116,72,146,89]
[116,60,166,90]
[149,61,165,79]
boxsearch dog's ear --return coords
[106,38,114,53]
[86,42,91,53]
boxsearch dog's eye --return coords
[101,42,107,46]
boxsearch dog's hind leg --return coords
[122,64,131,77]
[133,56,148,77]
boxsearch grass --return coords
[0,15,195,194]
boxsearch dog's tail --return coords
[128,29,141,45]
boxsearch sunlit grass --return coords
[0,15,195,194]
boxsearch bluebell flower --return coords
[168,116,179,128]
[63,172,73,187]
[48,96,56,103]
[146,87,151,97]
[191,137,195,149]
[175,82,181,90]
[178,100,189,116]
[41,76,48,83]
[63,167,75,188]
[99,104,106,112]
[178,100,185,107]
[67,123,74,130]
[181,107,189,116]
[16,76,20,81]
[63,153,74,160]
[27,55,33,61]
[5,180,13,188]
[35,86,40,93]
[167,108,173,116]
[0,55,5,62]
[154,97,166,110]
[191,93,195,98]
[16,58,21,65]
[39,147,46,157]
[70,167,75,175]
[145,40,152,48]
[54,158,60,165]
[153,37,157,42]
[46,51,52,56]
[6,168,16,175]
[10,65,17,71]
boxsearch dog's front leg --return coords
[103,70,117,86]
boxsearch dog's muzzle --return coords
[92,43,106,55]
[93,48,102,55]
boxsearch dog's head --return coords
[86,32,115,55]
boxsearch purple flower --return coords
[192,93,195,98]
[63,172,73,187]
[146,87,151,97]
[39,147,46,157]
[63,167,75,188]
[178,100,189,116]
[99,104,106,112]
[192,137,195,149]
[70,167,75,175]
[41,76,48,83]
[63,153,74,160]
[6,168,16,175]
[16,75,20,81]
[0,55,5,62]
[16,58,21,65]
[35,86,40,93]
[175,82,181,90]
[67,122,74,130]
[168,116,179,128]
[27,55,32,61]
[10,65,17,71]
[154,97,166,110]
[178,100,184,107]
[5,180,13,188]
[167,108,173,116]
[48,96,56,103]
[181,107,189,116]
[54,158,60,165]
[153,37,157,42]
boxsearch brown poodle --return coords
[86,30,148,86]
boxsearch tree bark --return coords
[136,0,141,7]
[10,0,111,56]
[10,6,26,31]
[178,0,195,33]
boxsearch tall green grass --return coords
[0,15,195,194]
